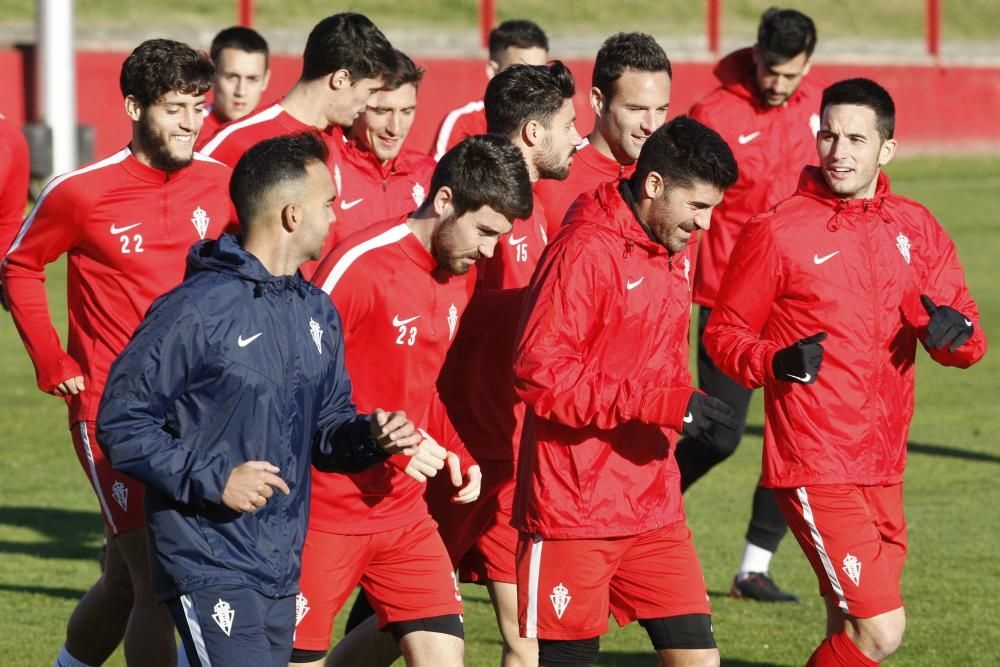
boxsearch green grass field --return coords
[1,155,998,665]
[2,0,1000,42]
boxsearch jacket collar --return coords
[714,47,811,112]
[587,180,668,256]
[796,166,895,230]
[341,137,425,182]
[121,147,191,184]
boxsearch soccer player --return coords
[2,39,235,667]
[290,135,532,667]
[97,132,426,667]
[197,26,271,147]
[431,19,549,160]
[534,32,671,235]
[0,111,29,306]
[513,117,738,667]
[323,49,435,252]
[677,7,820,602]
[200,13,396,169]
[705,78,987,666]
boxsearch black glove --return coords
[772,332,827,384]
[921,294,973,352]
[682,392,738,438]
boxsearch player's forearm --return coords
[2,271,78,391]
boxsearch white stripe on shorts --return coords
[79,423,118,535]
[796,486,849,613]
[525,535,544,638]
[180,594,213,667]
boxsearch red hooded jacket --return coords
[512,181,698,539]
[705,167,987,488]
[690,48,821,309]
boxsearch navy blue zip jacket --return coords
[97,233,388,601]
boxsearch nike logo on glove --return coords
[786,372,811,382]
[738,131,761,145]
[683,412,693,423]
[340,198,364,210]
[238,333,263,347]
[813,251,839,265]
[965,319,973,326]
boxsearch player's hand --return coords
[370,408,422,455]
[221,461,290,513]
[402,430,449,483]
[921,294,973,352]
[449,457,481,504]
[772,332,827,384]
[682,393,738,438]
[53,376,86,397]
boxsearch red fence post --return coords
[707,0,721,55]
[480,0,495,49]
[926,0,940,57]
[239,0,254,27]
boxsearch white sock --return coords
[54,645,96,667]
[737,542,774,577]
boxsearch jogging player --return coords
[514,117,738,667]
[705,78,987,666]
[2,39,235,667]
[679,6,821,603]
[197,26,271,147]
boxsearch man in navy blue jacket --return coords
[97,132,439,666]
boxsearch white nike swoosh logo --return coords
[392,315,420,327]
[237,333,263,347]
[626,277,644,290]
[110,222,142,234]
[786,372,811,382]
[813,251,840,265]
[964,319,972,326]
[508,235,527,245]
[340,198,364,210]
[738,131,761,145]
[683,412,693,424]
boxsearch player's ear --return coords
[589,86,604,118]
[329,69,352,91]
[643,171,664,200]
[878,137,897,168]
[522,119,541,148]
[261,67,272,91]
[281,203,300,232]
[433,186,454,217]
[486,60,500,80]
[124,95,143,122]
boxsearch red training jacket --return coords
[690,47,821,309]
[534,138,635,238]
[0,113,30,257]
[2,148,236,425]
[705,167,988,488]
[431,100,486,161]
[513,181,698,539]
[309,216,478,535]
[194,107,225,151]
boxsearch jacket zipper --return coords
[862,202,880,484]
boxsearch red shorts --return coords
[775,484,907,619]
[71,421,146,536]
[517,522,711,640]
[293,515,464,652]
[429,459,518,585]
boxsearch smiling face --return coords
[351,83,418,164]
[592,68,671,164]
[817,103,896,200]
[645,177,724,253]
[212,48,269,122]
[129,90,205,172]
[432,205,513,275]
[752,48,811,107]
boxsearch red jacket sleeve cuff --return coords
[637,386,697,431]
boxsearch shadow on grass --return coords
[598,653,783,666]
[743,426,1000,464]
[0,506,103,560]
[0,582,87,600]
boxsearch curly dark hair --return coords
[120,39,214,107]
[301,13,397,83]
[593,33,671,104]
[230,132,330,225]
[633,116,738,192]
[430,135,533,222]
[485,61,575,138]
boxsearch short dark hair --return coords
[210,26,269,66]
[757,8,817,63]
[821,78,896,141]
[230,132,330,224]
[301,13,397,83]
[382,50,425,91]
[633,116,738,193]
[489,19,549,62]
[484,61,575,138]
[430,135,533,222]
[120,39,214,107]
[593,33,671,104]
